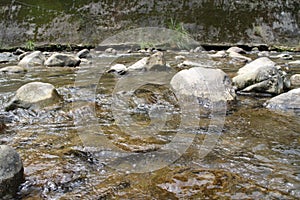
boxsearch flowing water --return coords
[0,50,300,199]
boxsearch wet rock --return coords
[290,74,300,88]
[288,60,300,66]
[105,48,117,55]
[226,46,246,54]
[178,60,208,68]
[5,82,62,111]
[145,51,167,71]
[265,88,300,115]
[209,50,227,58]
[128,51,168,71]
[232,57,285,94]
[228,51,252,62]
[127,57,148,71]
[107,64,127,75]
[191,46,205,53]
[45,53,81,67]
[170,67,236,102]
[0,145,24,199]
[76,49,91,59]
[0,52,17,63]
[174,55,186,61]
[18,51,45,67]
[14,48,25,55]
[271,53,293,60]
[257,51,270,57]
[0,66,27,73]
[18,52,30,61]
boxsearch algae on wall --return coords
[0,0,299,48]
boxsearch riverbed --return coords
[0,49,300,199]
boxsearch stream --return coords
[0,48,299,199]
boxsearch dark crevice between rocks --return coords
[1,43,299,53]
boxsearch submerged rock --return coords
[209,50,227,58]
[44,53,81,67]
[0,66,27,73]
[0,145,24,199]
[288,60,300,66]
[105,48,117,55]
[228,51,252,62]
[265,88,300,115]
[18,51,45,67]
[232,57,286,94]
[271,53,293,60]
[5,82,62,111]
[170,67,236,102]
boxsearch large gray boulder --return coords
[265,88,300,115]
[232,57,286,94]
[18,51,45,67]
[170,67,236,102]
[5,82,62,111]
[0,145,24,199]
[44,53,81,67]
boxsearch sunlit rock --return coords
[228,51,252,62]
[209,50,227,58]
[127,51,169,71]
[226,46,246,54]
[18,51,45,67]
[0,66,27,73]
[265,88,300,115]
[0,145,24,199]
[170,67,236,102]
[44,53,81,67]
[76,49,91,59]
[105,48,117,55]
[107,64,127,75]
[232,57,287,94]
[5,82,62,111]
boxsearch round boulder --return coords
[0,145,24,199]
[170,67,236,102]
[5,82,62,111]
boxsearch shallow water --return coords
[0,50,299,199]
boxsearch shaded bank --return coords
[0,0,299,48]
